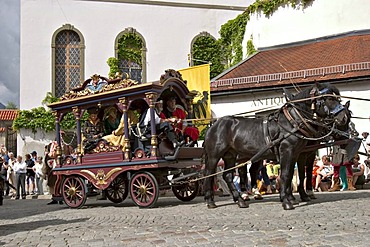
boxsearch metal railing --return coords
[211,62,370,88]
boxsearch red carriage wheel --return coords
[130,172,159,208]
[106,174,129,203]
[172,180,199,202]
[62,176,87,209]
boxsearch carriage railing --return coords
[211,62,370,88]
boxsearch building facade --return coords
[20,0,249,109]
[212,0,370,136]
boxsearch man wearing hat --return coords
[83,107,105,153]
[86,74,107,92]
[162,96,199,145]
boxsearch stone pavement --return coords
[0,189,369,247]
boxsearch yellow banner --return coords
[178,64,211,133]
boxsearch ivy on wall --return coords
[108,32,143,79]
[192,36,224,79]
[117,33,143,66]
[12,93,87,133]
[246,36,257,57]
[192,0,314,76]
[15,0,315,133]
[107,57,120,79]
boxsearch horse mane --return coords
[291,82,340,101]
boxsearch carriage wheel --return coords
[62,176,87,209]
[130,172,159,208]
[106,174,129,203]
[172,180,199,202]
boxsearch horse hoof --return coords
[307,191,317,199]
[282,202,295,210]
[207,202,217,209]
[309,194,317,199]
[237,200,249,208]
[290,199,299,205]
[301,196,311,202]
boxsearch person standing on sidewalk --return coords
[33,156,44,195]
[25,154,36,195]
[0,157,5,205]
[14,155,27,199]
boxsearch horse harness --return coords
[262,89,343,162]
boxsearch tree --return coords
[6,102,18,109]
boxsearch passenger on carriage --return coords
[161,96,199,145]
[103,106,120,136]
[139,99,184,149]
[82,107,105,153]
[102,102,139,151]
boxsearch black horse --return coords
[296,101,353,202]
[203,82,348,210]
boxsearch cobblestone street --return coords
[1,190,369,247]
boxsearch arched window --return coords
[190,32,223,79]
[52,24,85,97]
[115,28,147,83]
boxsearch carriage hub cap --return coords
[68,187,77,196]
[139,185,147,194]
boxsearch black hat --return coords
[87,107,99,114]
[31,151,37,155]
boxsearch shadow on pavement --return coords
[0,199,65,220]
[211,190,370,209]
[0,218,88,238]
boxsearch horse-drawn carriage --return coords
[48,67,362,211]
[48,70,204,208]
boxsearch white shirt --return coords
[142,109,161,126]
[34,162,44,178]
[14,161,27,174]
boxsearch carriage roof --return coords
[48,69,195,113]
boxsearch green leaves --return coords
[107,57,120,79]
[117,33,143,66]
[12,93,89,133]
[13,107,54,133]
[192,36,224,78]
[218,0,313,70]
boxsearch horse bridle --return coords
[281,87,345,139]
[314,88,345,117]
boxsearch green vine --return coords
[107,32,143,79]
[107,57,120,79]
[246,36,257,56]
[218,0,314,68]
[12,93,88,133]
[192,35,224,79]
[117,33,143,66]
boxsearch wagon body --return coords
[48,70,204,208]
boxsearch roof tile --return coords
[0,110,19,121]
[212,31,370,92]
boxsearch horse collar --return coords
[282,105,317,138]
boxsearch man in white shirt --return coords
[13,155,27,199]
[140,107,183,149]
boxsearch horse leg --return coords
[223,157,248,208]
[203,156,219,209]
[249,161,263,200]
[279,155,296,210]
[305,152,316,199]
[297,153,310,202]
[238,165,250,201]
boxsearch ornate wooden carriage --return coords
[48,70,204,208]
